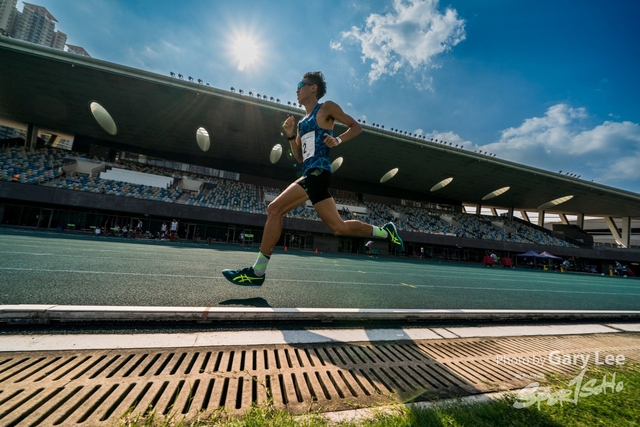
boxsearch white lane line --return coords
[268,267,639,288]
[0,267,219,279]
[0,255,635,290]
[0,251,54,256]
[0,252,202,263]
[1,267,639,297]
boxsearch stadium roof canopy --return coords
[1,37,640,218]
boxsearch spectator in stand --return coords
[625,266,635,277]
[615,261,624,276]
[170,219,178,241]
[365,240,373,256]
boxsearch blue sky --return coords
[20,0,640,194]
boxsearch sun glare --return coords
[233,36,259,71]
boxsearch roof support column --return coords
[576,213,584,229]
[507,207,514,220]
[476,204,482,215]
[490,208,498,216]
[26,124,38,149]
[520,210,530,223]
[559,213,570,225]
[538,210,545,227]
[604,217,623,247]
[621,216,631,249]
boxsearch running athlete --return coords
[222,71,404,285]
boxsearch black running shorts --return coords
[295,168,332,205]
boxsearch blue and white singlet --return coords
[298,103,333,175]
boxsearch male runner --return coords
[222,71,404,285]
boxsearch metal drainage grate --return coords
[0,333,639,426]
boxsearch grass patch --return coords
[115,363,639,427]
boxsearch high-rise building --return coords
[9,2,66,50]
[0,0,18,34]
[66,43,91,58]
[51,28,66,50]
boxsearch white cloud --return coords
[341,0,465,84]
[421,104,640,190]
[329,40,343,51]
[571,121,640,154]
[425,130,474,148]
[477,104,640,187]
[141,46,159,58]
[605,152,640,181]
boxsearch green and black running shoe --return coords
[222,267,265,286]
[382,222,404,252]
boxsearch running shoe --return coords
[222,267,265,286]
[382,222,404,251]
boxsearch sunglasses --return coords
[297,81,314,90]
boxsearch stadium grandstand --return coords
[1,36,639,274]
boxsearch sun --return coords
[233,36,259,71]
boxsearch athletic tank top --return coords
[298,103,332,174]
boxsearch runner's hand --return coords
[323,133,340,148]
[283,115,296,137]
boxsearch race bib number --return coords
[301,131,315,161]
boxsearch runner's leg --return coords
[260,182,309,256]
[313,197,373,236]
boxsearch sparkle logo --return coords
[513,368,624,409]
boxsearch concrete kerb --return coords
[2,305,640,324]
[310,390,514,425]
